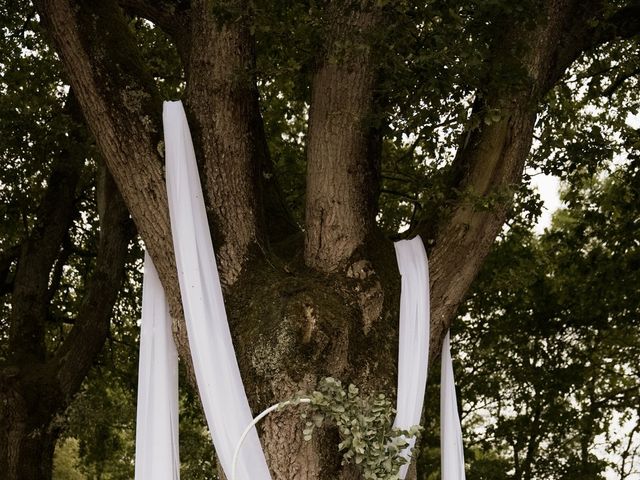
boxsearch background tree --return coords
[1,0,639,478]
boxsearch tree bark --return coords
[304,2,381,273]
[184,0,267,286]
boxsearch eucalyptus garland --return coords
[291,377,423,480]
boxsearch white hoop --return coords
[231,398,312,480]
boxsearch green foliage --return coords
[531,38,640,183]
[131,18,184,99]
[64,365,137,479]
[59,331,216,480]
[53,439,86,480]
[0,0,70,238]
[177,382,219,480]
[296,377,422,480]
[61,370,215,480]
[0,0,102,363]
[447,155,640,479]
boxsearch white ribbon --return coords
[393,238,466,479]
[441,331,466,480]
[393,237,430,478]
[163,100,272,480]
[134,253,180,480]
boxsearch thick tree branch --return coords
[8,150,82,363]
[184,0,295,285]
[603,67,640,97]
[421,0,607,359]
[36,0,182,317]
[304,1,382,273]
[55,168,134,402]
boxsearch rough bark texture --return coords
[25,0,638,478]
[228,237,400,479]
[185,0,266,286]
[304,3,381,273]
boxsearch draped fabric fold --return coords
[134,253,180,480]
[441,331,466,480]
[393,236,430,479]
[163,101,272,480]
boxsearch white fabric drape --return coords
[134,253,180,480]
[393,236,430,479]
[441,331,466,480]
[163,101,272,480]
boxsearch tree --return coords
[2,0,639,478]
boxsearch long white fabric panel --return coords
[393,236,430,479]
[441,331,466,480]
[135,253,180,480]
[163,101,272,480]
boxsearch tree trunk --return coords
[0,366,60,480]
[1,420,56,480]
[227,234,400,479]
[304,3,381,273]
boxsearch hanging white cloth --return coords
[441,331,466,480]
[163,101,272,480]
[134,252,180,480]
[393,236,430,479]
